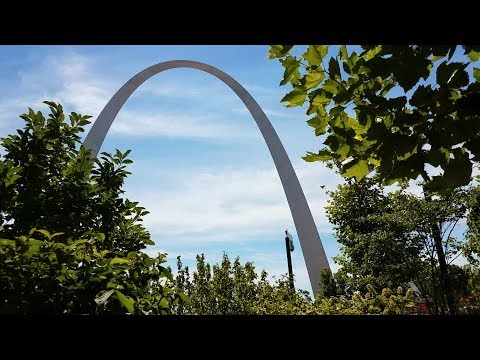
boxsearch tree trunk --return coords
[422,185,457,314]
[431,221,457,314]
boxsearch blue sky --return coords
[0,45,472,295]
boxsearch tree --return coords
[325,178,424,292]
[0,102,186,314]
[325,178,469,314]
[0,101,151,253]
[269,45,480,314]
[268,45,480,194]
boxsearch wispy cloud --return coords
[0,49,263,141]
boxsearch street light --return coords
[285,230,295,291]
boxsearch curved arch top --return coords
[83,60,330,295]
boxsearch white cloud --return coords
[126,159,341,245]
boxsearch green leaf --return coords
[307,114,329,136]
[303,150,333,162]
[280,56,301,86]
[395,55,431,92]
[5,174,21,187]
[467,50,480,61]
[115,290,135,314]
[437,62,469,88]
[343,159,369,181]
[94,233,105,242]
[268,45,294,59]
[339,45,348,61]
[474,68,480,82]
[179,293,190,304]
[0,239,16,246]
[50,232,65,238]
[410,85,435,108]
[281,86,307,107]
[35,229,51,240]
[110,257,130,265]
[426,147,450,167]
[442,148,472,188]
[362,45,382,60]
[302,45,328,66]
[329,58,341,79]
[322,79,339,94]
[305,71,325,89]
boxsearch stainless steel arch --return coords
[83,60,330,295]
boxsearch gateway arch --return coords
[83,60,330,295]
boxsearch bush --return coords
[0,229,187,314]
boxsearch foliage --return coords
[463,185,480,266]
[0,229,186,314]
[314,285,415,315]
[174,253,314,315]
[0,102,186,314]
[458,267,480,314]
[325,178,471,314]
[0,101,151,253]
[325,178,425,292]
[268,45,480,194]
[174,253,414,315]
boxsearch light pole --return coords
[285,230,295,291]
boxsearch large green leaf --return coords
[474,68,480,82]
[281,86,307,107]
[305,71,325,89]
[410,85,435,108]
[0,239,16,247]
[343,159,370,181]
[302,45,328,66]
[329,58,341,79]
[303,150,333,162]
[395,55,431,92]
[339,45,349,61]
[280,56,301,86]
[442,148,472,189]
[110,257,130,265]
[115,290,135,314]
[307,114,329,136]
[437,62,469,88]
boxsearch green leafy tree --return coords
[269,45,480,314]
[0,102,187,314]
[325,179,424,292]
[0,101,151,253]
[326,178,469,314]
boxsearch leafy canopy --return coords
[0,101,151,253]
[0,102,187,314]
[269,45,480,194]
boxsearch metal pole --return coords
[285,232,294,291]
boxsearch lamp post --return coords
[285,230,295,291]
